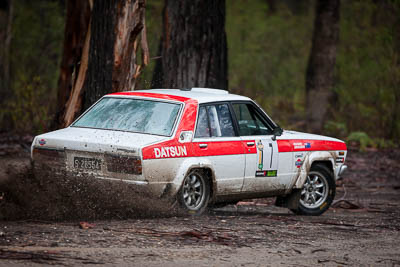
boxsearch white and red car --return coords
[31,88,347,215]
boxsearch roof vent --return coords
[190,88,229,94]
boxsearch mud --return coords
[0,139,400,266]
[0,163,177,221]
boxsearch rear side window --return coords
[195,107,210,138]
[195,104,235,138]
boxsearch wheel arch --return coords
[173,158,216,200]
[294,162,337,216]
[294,151,335,189]
[310,160,333,174]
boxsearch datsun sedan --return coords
[31,88,347,215]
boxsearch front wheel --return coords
[178,170,210,215]
[293,165,336,216]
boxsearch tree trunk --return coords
[305,0,340,134]
[153,0,228,90]
[52,0,91,129]
[389,5,400,140]
[265,0,277,13]
[0,0,13,130]
[84,0,148,111]
[56,0,148,128]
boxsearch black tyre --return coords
[178,170,210,215]
[293,164,336,216]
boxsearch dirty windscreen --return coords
[72,97,181,136]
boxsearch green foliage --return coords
[11,0,64,91]
[335,0,400,140]
[324,121,347,139]
[6,76,50,133]
[2,0,399,146]
[347,131,398,151]
[137,0,163,89]
[1,0,65,134]
[373,138,398,149]
[226,0,313,123]
[347,131,374,151]
[226,0,400,144]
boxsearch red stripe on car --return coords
[143,140,249,159]
[277,139,346,152]
[142,100,198,159]
[191,141,245,157]
[109,92,191,102]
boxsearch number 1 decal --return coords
[257,140,264,171]
[255,139,278,177]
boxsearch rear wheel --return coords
[294,165,335,216]
[178,170,210,215]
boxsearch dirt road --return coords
[0,141,399,266]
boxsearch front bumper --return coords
[336,164,348,180]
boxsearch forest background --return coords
[1,0,399,149]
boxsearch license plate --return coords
[74,157,101,170]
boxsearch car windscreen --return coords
[72,97,181,136]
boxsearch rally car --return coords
[31,88,347,216]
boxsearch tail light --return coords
[32,147,65,159]
[32,147,66,172]
[105,154,142,175]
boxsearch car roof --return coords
[108,88,252,104]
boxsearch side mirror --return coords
[271,127,283,141]
[179,131,193,143]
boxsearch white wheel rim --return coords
[300,172,329,209]
[182,173,205,210]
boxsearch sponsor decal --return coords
[295,153,303,158]
[39,139,46,146]
[257,140,264,170]
[293,142,311,150]
[295,158,303,168]
[255,170,277,177]
[293,142,304,149]
[154,146,187,159]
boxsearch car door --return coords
[192,103,246,194]
[231,102,285,193]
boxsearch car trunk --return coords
[32,127,168,182]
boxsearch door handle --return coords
[199,144,208,148]
[246,142,255,146]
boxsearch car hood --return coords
[32,127,169,157]
[278,130,344,143]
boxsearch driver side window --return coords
[232,103,272,136]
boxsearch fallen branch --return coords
[111,227,235,245]
[332,184,363,209]
[311,248,328,253]
[332,184,347,205]
[318,258,348,265]
[313,221,358,227]
[332,200,363,209]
